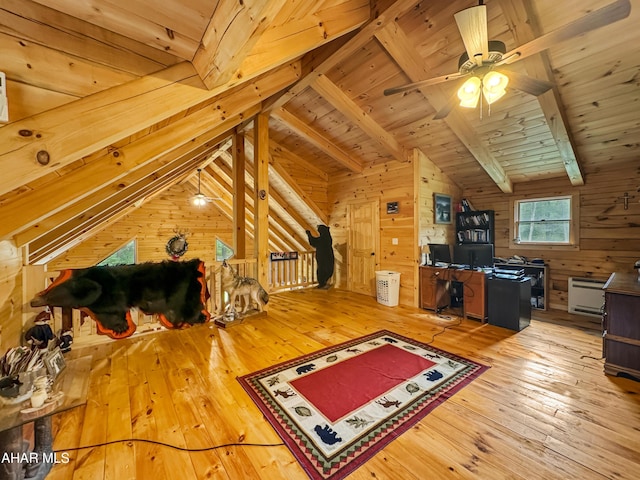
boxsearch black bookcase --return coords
[456,210,494,244]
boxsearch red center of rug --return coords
[289,344,436,422]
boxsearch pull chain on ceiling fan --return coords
[383,0,632,119]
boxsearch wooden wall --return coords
[416,150,463,251]
[0,240,22,352]
[48,184,240,271]
[464,161,640,311]
[328,151,460,307]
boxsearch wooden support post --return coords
[254,113,270,290]
[232,130,246,258]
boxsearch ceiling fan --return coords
[383,0,631,119]
[192,168,220,206]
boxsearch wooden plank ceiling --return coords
[0,0,638,264]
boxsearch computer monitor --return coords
[428,244,452,265]
[453,244,494,268]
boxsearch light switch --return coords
[392,238,398,245]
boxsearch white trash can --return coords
[375,271,401,306]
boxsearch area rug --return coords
[238,330,489,479]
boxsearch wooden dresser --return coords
[602,272,640,380]
[419,266,487,321]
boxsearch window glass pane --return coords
[519,221,569,242]
[216,238,234,261]
[518,198,570,221]
[97,239,136,266]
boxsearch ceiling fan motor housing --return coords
[458,40,507,74]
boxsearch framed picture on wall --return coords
[434,193,452,224]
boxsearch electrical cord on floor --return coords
[54,439,284,453]
[580,354,604,361]
[424,316,462,345]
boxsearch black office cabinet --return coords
[488,277,531,331]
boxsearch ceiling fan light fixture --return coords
[193,193,207,206]
[482,70,509,104]
[193,168,207,206]
[458,76,482,108]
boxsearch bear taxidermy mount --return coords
[30,259,211,339]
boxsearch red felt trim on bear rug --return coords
[37,269,73,297]
[197,260,211,323]
[81,308,137,339]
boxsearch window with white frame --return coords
[513,195,577,246]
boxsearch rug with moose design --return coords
[237,330,489,479]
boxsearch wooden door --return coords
[348,200,379,296]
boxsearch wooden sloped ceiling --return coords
[267,0,638,194]
[26,0,370,90]
[0,0,366,262]
[1,0,640,264]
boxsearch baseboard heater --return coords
[568,277,605,317]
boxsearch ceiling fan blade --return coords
[433,78,470,119]
[501,0,631,65]
[454,4,489,65]
[433,92,459,120]
[501,71,553,96]
[384,72,465,96]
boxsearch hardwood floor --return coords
[49,289,640,479]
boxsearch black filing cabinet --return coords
[488,277,532,331]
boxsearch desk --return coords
[419,266,487,321]
[0,355,92,480]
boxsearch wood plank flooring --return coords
[48,289,640,479]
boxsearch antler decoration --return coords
[166,229,190,260]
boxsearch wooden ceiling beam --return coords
[266,0,419,112]
[30,164,199,264]
[192,0,290,89]
[194,0,368,90]
[272,107,364,173]
[14,138,225,248]
[0,60,300,197]
[236,0,370,86]
[211,157,311,250]
[29,156,205,260]
[244,132,328,224]
[269,154,328,226]
[204,164,303,252]
[1,102,261,241]
[310,72,407,162]
[270,142,329,181]
[498,0,584,186]
[375,21,514,193]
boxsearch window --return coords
[512,194,579,247]
[215,238,234,262]
[97,239,136,266]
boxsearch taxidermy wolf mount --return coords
[220,260,269,315]
[30,259,211,339]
